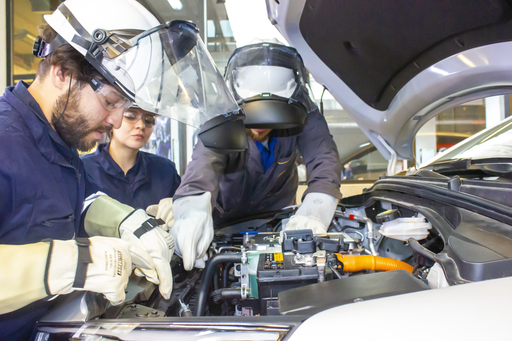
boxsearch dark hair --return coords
[36,24,102,84]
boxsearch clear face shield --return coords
[224,43,314,129]
[84,21,246,152]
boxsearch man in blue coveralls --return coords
[0,1,176,339]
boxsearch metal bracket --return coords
[314,250,327,282]
[240,247,249,299]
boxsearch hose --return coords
[210,288,242,305]
[407,238,436,262]
[222,263,234,288]
[336,254,413,273]
[195,253,242,316]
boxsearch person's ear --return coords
[50,65,71,93]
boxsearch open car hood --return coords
[266,0,512,160]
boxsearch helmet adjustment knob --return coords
[92,29,108,44]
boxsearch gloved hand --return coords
[146,197,174,230]
[285,192,338,235]
[171,192,214,271]
[47,236,157,305]
[119,210,175,299]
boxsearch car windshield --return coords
[430,117,512,163]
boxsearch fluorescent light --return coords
[358,142,371,148]
[225,0,287,47]
[167,0,183,11]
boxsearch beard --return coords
[246,128,272,143]
[52,84,112,152]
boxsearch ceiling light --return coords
[167,0,183,11]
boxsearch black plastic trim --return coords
[344,178,512,226]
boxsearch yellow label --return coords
[274,253,283,262]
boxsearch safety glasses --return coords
[88,78,133,112]
[123,111,156,128]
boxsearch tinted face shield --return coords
[225,43,314,129]
[58,20,246,152]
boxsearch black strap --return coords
[33,34,68,58]
[134,218,165,238]
[43,240,55,295]
[71,35,93,51]
[72,238,93,289]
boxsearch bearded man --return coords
[0,16,162,341]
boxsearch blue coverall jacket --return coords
[82,143,181,209]
[0,82,96,340]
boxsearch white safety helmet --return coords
[42,0,159,101]
[36,0,246,152]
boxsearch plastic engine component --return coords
[278,270,429,316]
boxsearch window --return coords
[309,77,388,181]
[8,0,56,85]
[415,95,512,165]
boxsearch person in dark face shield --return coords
[82,106,180,210]
[149,41,343,271]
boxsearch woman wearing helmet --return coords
[82,105,180,210]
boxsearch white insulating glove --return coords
[171,192,214,271]
[285,192,338,235]
[119,210,175,299]
[47,236,157,305]
[146,197,174,230]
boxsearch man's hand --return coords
[285,192,338,235]
[170,192,214,271]
[119,210,174,299]
[47,237,157,305]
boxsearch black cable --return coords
[320,86,326,115]
[55,74,73,120]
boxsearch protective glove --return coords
[285,192,338,235]
[171,192,214,271]
[84,195,174,299]
[47,236,157,305]
[119,210,175,299]
[146,197,174,230]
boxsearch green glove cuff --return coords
[84,196,134,238]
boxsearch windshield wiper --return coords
[425,157,512,178]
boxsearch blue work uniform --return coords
[0,82,97,340]
[82,143,181,209]
[175,108,342,224]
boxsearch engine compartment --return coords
[42,189,512,325]
[42,201,451,324]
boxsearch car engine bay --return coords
[40,177,512,327]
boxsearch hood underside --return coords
[267,0,512,160]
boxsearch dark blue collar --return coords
[96,143,148,184]
[3,82,78,166]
